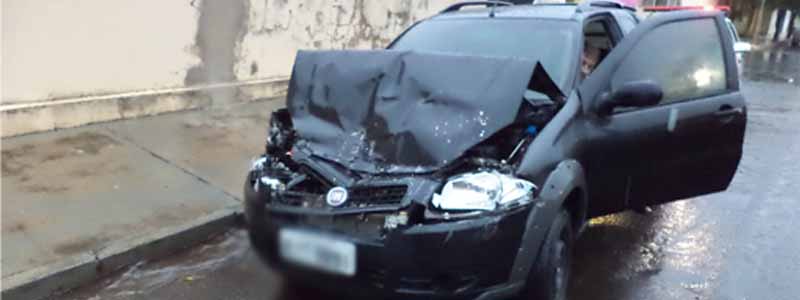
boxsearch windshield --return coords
[390,18,579,89]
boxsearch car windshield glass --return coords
[390,18,578,90]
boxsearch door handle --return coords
[714,105,743,118]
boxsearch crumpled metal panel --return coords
[286,50,538,173]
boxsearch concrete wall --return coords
[1,0,458,136]
[2,0,201,104]
[236,0,454,83]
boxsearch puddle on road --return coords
[64,230,249,300]
[743,49,800,86]
[570,199,722,300]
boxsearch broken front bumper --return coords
[244,180,533,300]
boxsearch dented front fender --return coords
[508,160,587,284]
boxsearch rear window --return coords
[390,18,579,89]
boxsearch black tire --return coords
[281,279,329,300]
[520,210,574,300]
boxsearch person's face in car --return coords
[581,45,600,78]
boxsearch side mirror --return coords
[733,41,752,52]
[596,80,663,117]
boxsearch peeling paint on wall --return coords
[1,0,457,106]
[234,0,457,82]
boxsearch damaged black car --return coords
[244,2,746,300]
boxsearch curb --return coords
[1,206,243,300]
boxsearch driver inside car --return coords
[581,42,601,79]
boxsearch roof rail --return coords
[532,0,575,4]
[577,0,635,12]
[643,5,730,13]
[440,1,514,14]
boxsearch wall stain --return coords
[248,0,433,53]
[250,61,259,75]
[253,2,294,35]
[272,0,289,10]
[186,0,250,105]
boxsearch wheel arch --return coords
[538,160,588,234]
[562,187,588,236]
[509,159,588,284]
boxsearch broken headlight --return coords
[431,171,536,211]
[249,156,286,193]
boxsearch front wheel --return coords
[520,210,574,300]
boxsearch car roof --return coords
[429,4,618,22]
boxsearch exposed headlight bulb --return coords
[432,171,536,211]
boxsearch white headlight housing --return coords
[431,171,536,211]
[249,156,286,192]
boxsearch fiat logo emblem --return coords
[326,187,349,207]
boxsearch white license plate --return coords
[279,229,356,276]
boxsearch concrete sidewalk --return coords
[2,99,283,300]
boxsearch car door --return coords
[579,11,746,212]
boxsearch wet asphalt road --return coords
[61,47,800,300]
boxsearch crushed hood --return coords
[286,50,556,174]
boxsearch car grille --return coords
[279,185,407,209]
[350,185,407,206]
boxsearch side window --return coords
[611,18,727,104]
[614,12,638,34]
[581,18,619,80]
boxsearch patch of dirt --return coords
[198,129,233,144]
[239,113,268,124]
[2,144,35,176]
[68,169,96,178]
[182,109,268,130]
[183,116,232,129]
[3,218,50,234]
[53,236,110,256]
[23,184,70,194]
[140,210,182,228]
[2,144,35,158]
[55,132,120,155]
[182,119,213,129]
[41,152,68,163]
[68,164,131,178]
[5,222,27,234]
[4,132,130,193]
